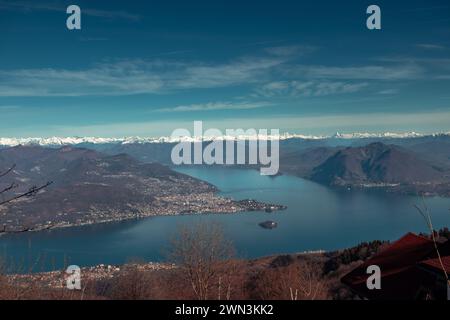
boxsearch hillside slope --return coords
[309,143,447,187]
[0,146,283,233]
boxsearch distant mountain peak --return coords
[310,142,444,186]
[1,132,450,147]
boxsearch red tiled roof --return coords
[420,256,450,275]
[342,233,434,284]
[341,233,448,300]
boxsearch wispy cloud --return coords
[0,56,286,97]
[286,64,424,80]
[375,56,450,79]
[0,0,141,21]
[157,101,272,112]
[173,57,284,89]
[378,89,399,95]
[255,81,368,97]
[416,43,446,50]
[265,45,317,57]
[0,45,445,98]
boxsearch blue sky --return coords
[0,0,449,137]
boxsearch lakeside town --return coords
[0,191,286,234]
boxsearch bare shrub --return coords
[167,222,237,300]
[105,264,153,300]
[250,260,329,300]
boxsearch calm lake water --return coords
[1,167,449,272]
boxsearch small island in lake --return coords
[259,221,278,229]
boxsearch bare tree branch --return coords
[0,163,53,209]
[0,183,19,196]
[0,181,53,207]
[0,164,16,179]
[414,198,449,285]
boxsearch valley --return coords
[5,133,446,196]
[0,146,285,233]
[1,132,450,236]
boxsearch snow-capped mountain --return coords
[330,132,427,139]
[0,132,449,147]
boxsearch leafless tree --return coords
[414,198,449,288]
[0,163,53,297]
[250,259,328,300]
[285,261,327,300]
[168,222,236,300]
[0,164,52,207]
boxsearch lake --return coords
[1,167,449,272]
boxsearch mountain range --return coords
[1,133,450,233]
[1,131,450,147]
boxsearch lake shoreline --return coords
[2,167,450,273]
[0,196,287,237]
